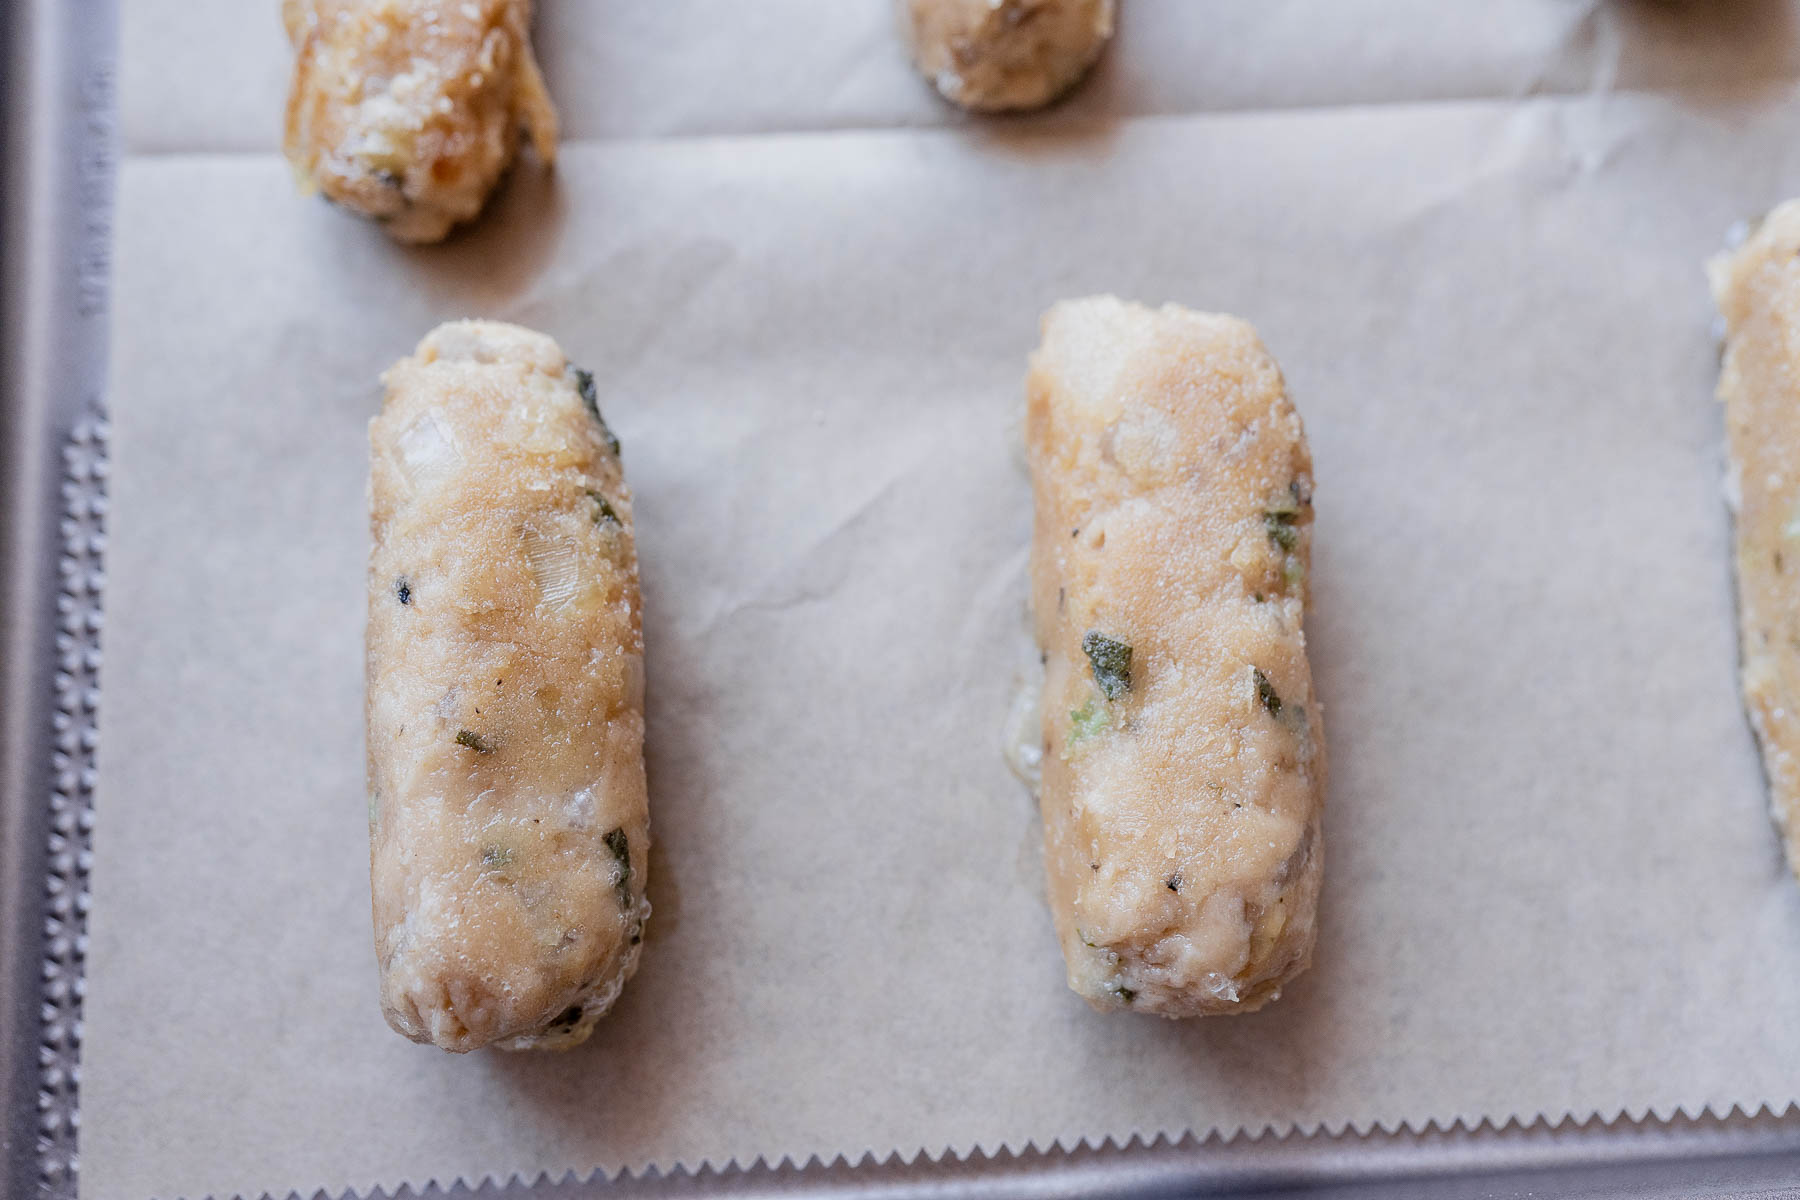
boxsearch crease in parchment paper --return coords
[80,20,1800,1200]
[695,468,918,634]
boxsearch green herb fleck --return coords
[572,366,623,458]
[1166,872,1182,893]
[1283,556,1306,589]
[1067,696,1112,746]
[1265,510,1299,551]
[1118,986,1137,1004]
[1082,631,1133,700]
[603,826,633,912]
[586,489,621,526]
[1253,668,1283,718]
[455,729,495,754]
[395,576,412,605]
[480,844,515,872]
[1266,480,1309,550]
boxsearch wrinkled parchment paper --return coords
[83,4,1800,1198]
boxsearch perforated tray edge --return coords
[8,3,1800,1198]
[1,0,114,1195]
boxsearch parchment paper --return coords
[120,0,1800,151]
[83,4,1800,1199]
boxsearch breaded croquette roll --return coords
[1710,201,1800,880]
[367,321,648,1051]
[283,0,558,243]
[898,0,1115,113]
[1025,296,1325,1017]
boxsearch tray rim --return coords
[9,2,1800,1197]
[0,0,117,1195]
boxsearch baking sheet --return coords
[82,4,1800,1200]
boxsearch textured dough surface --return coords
[367,321,648,1052]
[898,0,1115,113]
[283,0,558,243]
[1026,296,1325,1017]
[1710,201,1800,879]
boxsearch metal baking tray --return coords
[6,2,1800,1196]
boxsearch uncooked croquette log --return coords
[367,321,648,1052]
[283,0,558,244]
[897,0,1115,113]
[1709,201,1800,880]
[1025,296,1325,1017]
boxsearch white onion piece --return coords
[397,410,462,490]
[521,525,582,609]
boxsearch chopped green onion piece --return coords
[1067,696,1112,745]
[572,366,623,458]
[1265,511,1299,551]
[455,729,495,754]
[1082,631,1133,700]
[587,489,621,526]
[1253,667,1283,718]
